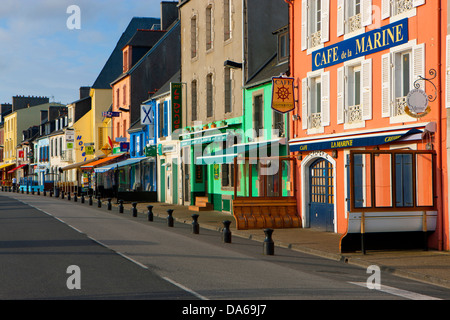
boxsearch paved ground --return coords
[3,190,450,290]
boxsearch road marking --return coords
[162,277,209,301]
[349,282,442,300]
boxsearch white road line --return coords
[162,277,209,301]
[349,282,442,300]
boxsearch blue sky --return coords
[0,0,163,105]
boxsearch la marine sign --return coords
[312,18,408,71]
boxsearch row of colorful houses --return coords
[0,0,449,252]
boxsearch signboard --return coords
[312,18,408,71]
[101,143,112,156]
[66,130,75,143]
[67,142,74,150]
[85,146,94,155]
[120,142,130,152]
[141,104,154,125]
[180,133,228,148]
[271,77,295,114]
[102,111,121,118]
[171,83,183,133]
[115,137,127,142]
[145,145,157,157]
[405,89,431,118]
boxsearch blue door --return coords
[309,159,334,232]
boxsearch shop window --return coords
[253,94,263,138]
[350,150,435,212]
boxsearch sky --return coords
[0,0,163,105]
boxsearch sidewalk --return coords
[4,190,450,290]
[113,199,450,290]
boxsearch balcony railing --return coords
[309,113,322,129]
[310,31,321,48]
[348,13,362,33]
[346,105,362,124]
[394,0,413,15]
[394,96,407,117]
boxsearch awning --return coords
[94,157,147,173]
[8,164,28,174]
[80,154,124,170]
[0,163,15,170]
[61,157,105,171]
[289,128,423,153]
[196,139,284,165]
[180,133,229,148]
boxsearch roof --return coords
[92,17,161,89]
[111,20,180,86]
[149,70,181,100]
[124,29,167,49]
[245,53,289,88]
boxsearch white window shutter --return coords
[301,0,308,51]
[321,71,330,127]
[381,53,392,118]
[446,35,450,108]
[361,59,373,121]
[337,0,345,37]
[413,0,425,7]
[361,0,372,27]
[381,0,391,20]
[302,77,309,129]
[337,67,345,124]
[413,43,425,91]
[321,0,330,43]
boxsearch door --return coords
[172,161,178,205]
[160,159,165,203]
[309,159,334,232]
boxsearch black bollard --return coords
[119,200,124,213]
[97,197,102,208]
[132,202,138,217]
[61,192,65,199]
[21,188,24,194]
[107,198,112,211]
[263,229,275,256]
[26,188,29,194]
[167,209,174,227]
[43,190,46,197]
[37,189,40,196]
[222,220,232,243]
[68,192,71,201]
[89,195,93,206]
[31,189,34,195]
[74,193,78,202]
[192,214,200,234]
[50,190,53,197]
[81,194,85,204]
[147,205,153,221]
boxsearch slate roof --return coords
[92,17,161,89]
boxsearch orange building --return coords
[286,0,448,251]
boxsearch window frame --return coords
[349,150,437,212]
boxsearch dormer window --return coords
[278,30,289,63]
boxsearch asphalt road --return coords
[1,193,450,304]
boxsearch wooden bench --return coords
[233,197,300,230]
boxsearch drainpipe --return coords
[437,0,444,251]
[284,0,295,141]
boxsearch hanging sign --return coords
[171,83,183,134]
[405,89,431,118]
[271,77,295,114]
[312,18,408,71]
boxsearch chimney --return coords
[160,1,179,30]
[79,86,91,99]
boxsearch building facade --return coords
[287,0,448,251]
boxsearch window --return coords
[278,31,289,63]
[123,85,127,106]
[382,44,424,118]
[273,111,285,137]
[206,73,214,118]
[191,16,197,59]
[253,94,263,138]
[206,5,213,51]
[224,67,232,113]
[224,0,231,41]
[302,71,330,130]
[350,150,436,211]
[123,120,126,137]
[191,80,198,121]
[302,0,329,50]
[382,0,425,19]
[116,89,120,107]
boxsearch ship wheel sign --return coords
[271,76,295,114]
[405,69,436,118]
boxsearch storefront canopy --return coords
[94,157,147,173]
[61,157,105,171]
[196,139,284,165]
[289,128,423,153]
[8,164,28,174]
[80,154,124,170]
[0,163,14,170]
